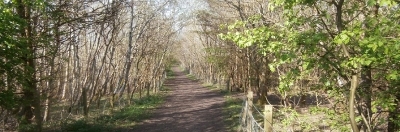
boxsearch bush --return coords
[57,95,164,132]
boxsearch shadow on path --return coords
[128,67,226,132]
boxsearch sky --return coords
[173,0,209,36]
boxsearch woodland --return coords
[1,0,400,132]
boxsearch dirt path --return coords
[129,67,226,132]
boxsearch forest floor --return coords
[128,67,226,132]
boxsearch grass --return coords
[203,83,216,90]
[186,74,198,81]
[203,82,230,95]
[160,86,171,91]
[223,93,243,132]
[177,71,243,131]
[201,82,242,131]
[44,94,165,132]
[181,67,198,81]
[166,68,174,78]
[42,68,175,132]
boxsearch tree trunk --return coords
[16,0,42,130]
[82,87,88,117]
[146,82,150,97]
[43,97,50,122]
[359,66,372,131]
[349,74,360,132]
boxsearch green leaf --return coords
[324,81,331,86]
[378,0,396,6]
[355,116,363,122]
[367,0,376,6]
[334,33,350,45]
[362,59,372,66]
[387,71,399,80]
[281,54,288,61]
[269,64,276,72]
[302,61,310,70]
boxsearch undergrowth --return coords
[186,71,242,131]
[204,83,217,90]
[186,74,197,80]
[202,83,242,131]
[51,95,164,132]
[165,68,174,78]
[223,94,242,131]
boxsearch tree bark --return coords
[16,0,42,131]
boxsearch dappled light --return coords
[130,67,225,132]
[1,0,400,131]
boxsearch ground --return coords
[129,67,226,132]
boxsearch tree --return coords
[0,0,179,131]
[220,0,400,131]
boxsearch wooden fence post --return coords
[247,91,253,132]
[264,105,273,132]
[239,101,247,132]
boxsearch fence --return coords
[239,100,274,132]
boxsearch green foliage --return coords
[106,95,163,123]
[165,68,174,77]
[0,0,65,131]
[186,74,197,81]
[389,114,400,129]
[0,0,28,119]
[372,91,398,112]
[310,107,351,131]
[61,119,111,132]
[219,0,400,130]
[159,86,171,91]
[280,108,299,127]
[165,56,180,69]
[203,83,216,90]
[223,96,242,131]
[18,123,37,132]
[0,90,18,110]
[204,47,229,71]
[60,95,164,132]
[274,107,316,131]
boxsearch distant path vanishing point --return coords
[129,66,226,132]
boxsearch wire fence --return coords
[239,100,276,132]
